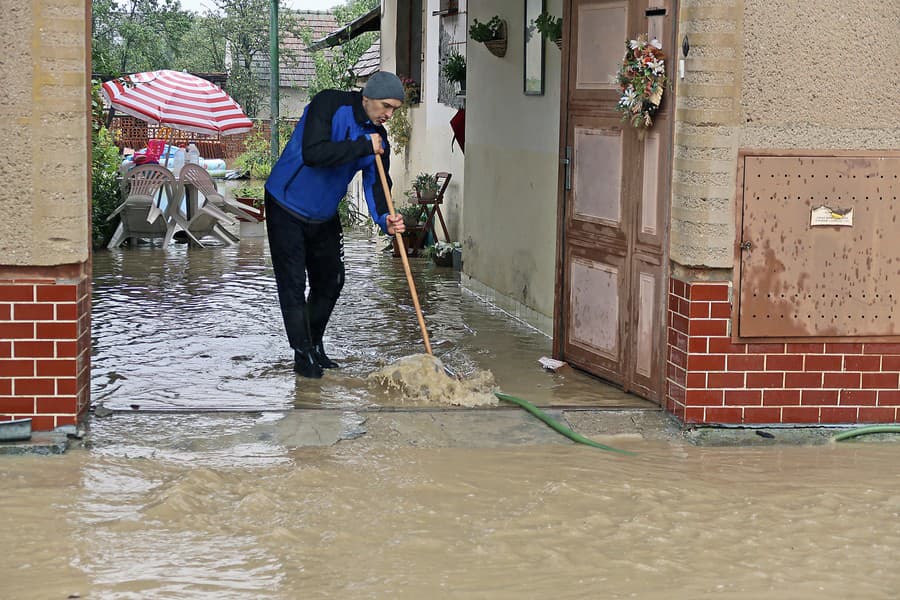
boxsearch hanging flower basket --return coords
[470,16,508,58]
[483,23,508,57]
[615,35,668,129]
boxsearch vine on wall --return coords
[386,77,420,156]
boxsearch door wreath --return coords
[616,35,668,129]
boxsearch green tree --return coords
[197,0,306,118]
[301,0,379,95]
[91,0,193,76]
[172,14,227,73]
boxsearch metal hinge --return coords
[561,146,572,190]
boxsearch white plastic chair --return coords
[107,164,185,248]
[178,164,248,246]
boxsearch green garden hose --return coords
[495,392,636,455]
[832,425,900,442]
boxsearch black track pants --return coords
[265,193,345,351]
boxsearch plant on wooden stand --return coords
[388,202,426,257]
[412,172,440,201]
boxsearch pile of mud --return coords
[368,354,499,407]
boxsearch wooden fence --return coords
[107,115,297,163]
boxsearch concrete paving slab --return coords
[273,410,367,447]
[38,408,900,457]
[360,408,572,448]
[0,432,69,455]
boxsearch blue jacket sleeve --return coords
[302,91,372,167]
[362,148,392,233]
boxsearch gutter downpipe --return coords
[270,0,279,159]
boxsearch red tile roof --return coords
[251,11,339,87]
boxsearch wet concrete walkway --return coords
[91,230,655,414]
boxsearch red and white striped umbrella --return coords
[101,69,253,136]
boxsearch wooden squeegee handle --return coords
[374,154,433,355]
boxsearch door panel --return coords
[573,126,623,225]
[575,2,627,91]
[565,241,627,383]
[629,252,664,400]
[557,0,675,403]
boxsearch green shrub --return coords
[91,81,122,248]
[234,120,293,179]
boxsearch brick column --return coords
[666,277,900,425]
[0,265,91,431]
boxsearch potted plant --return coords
[428,241,460,267]
[534,12,563,49]
[233,183,266,221]
[391,204,426,257]
[441,51,467,96]
[469,15,507,57]
[412,172,440,201]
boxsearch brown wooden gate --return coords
[554,0,675,403]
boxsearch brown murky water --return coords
[89,231,648,411]
[2,419,899,599]
[2,232,898,598]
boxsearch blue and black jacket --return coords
[265,89,392,232]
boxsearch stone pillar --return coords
[0,1,91,431]
[666,0,900,424]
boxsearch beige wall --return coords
[671,0,900,269]
[0,1,90,267]
[388,0,467,240]
[462,0,562,319]
[257,86,310,120]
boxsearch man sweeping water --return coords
[265,72,407,378]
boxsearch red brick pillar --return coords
[0,265,91,431]
[666,277,900,425]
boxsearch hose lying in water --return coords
[494,392,636,455]
[833,425,900,442]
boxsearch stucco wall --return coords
[462,0,562,319]
[0,0,90,267]
[671,0,900,269]
[390,0,466,240]
[256,86,310,120]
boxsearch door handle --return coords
[740,241,752,251]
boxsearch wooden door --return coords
[554,0,675,402]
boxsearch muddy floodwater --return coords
[2,231,899,599]
[88,231,647,411]
[2,423,899,599]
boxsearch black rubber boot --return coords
[294,348,324,378]
[313,342,340,369]
[283,308,323,378]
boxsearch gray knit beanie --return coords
[363,72,405,101]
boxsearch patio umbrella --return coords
[101,70,253,222]
[101,69,253,138]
